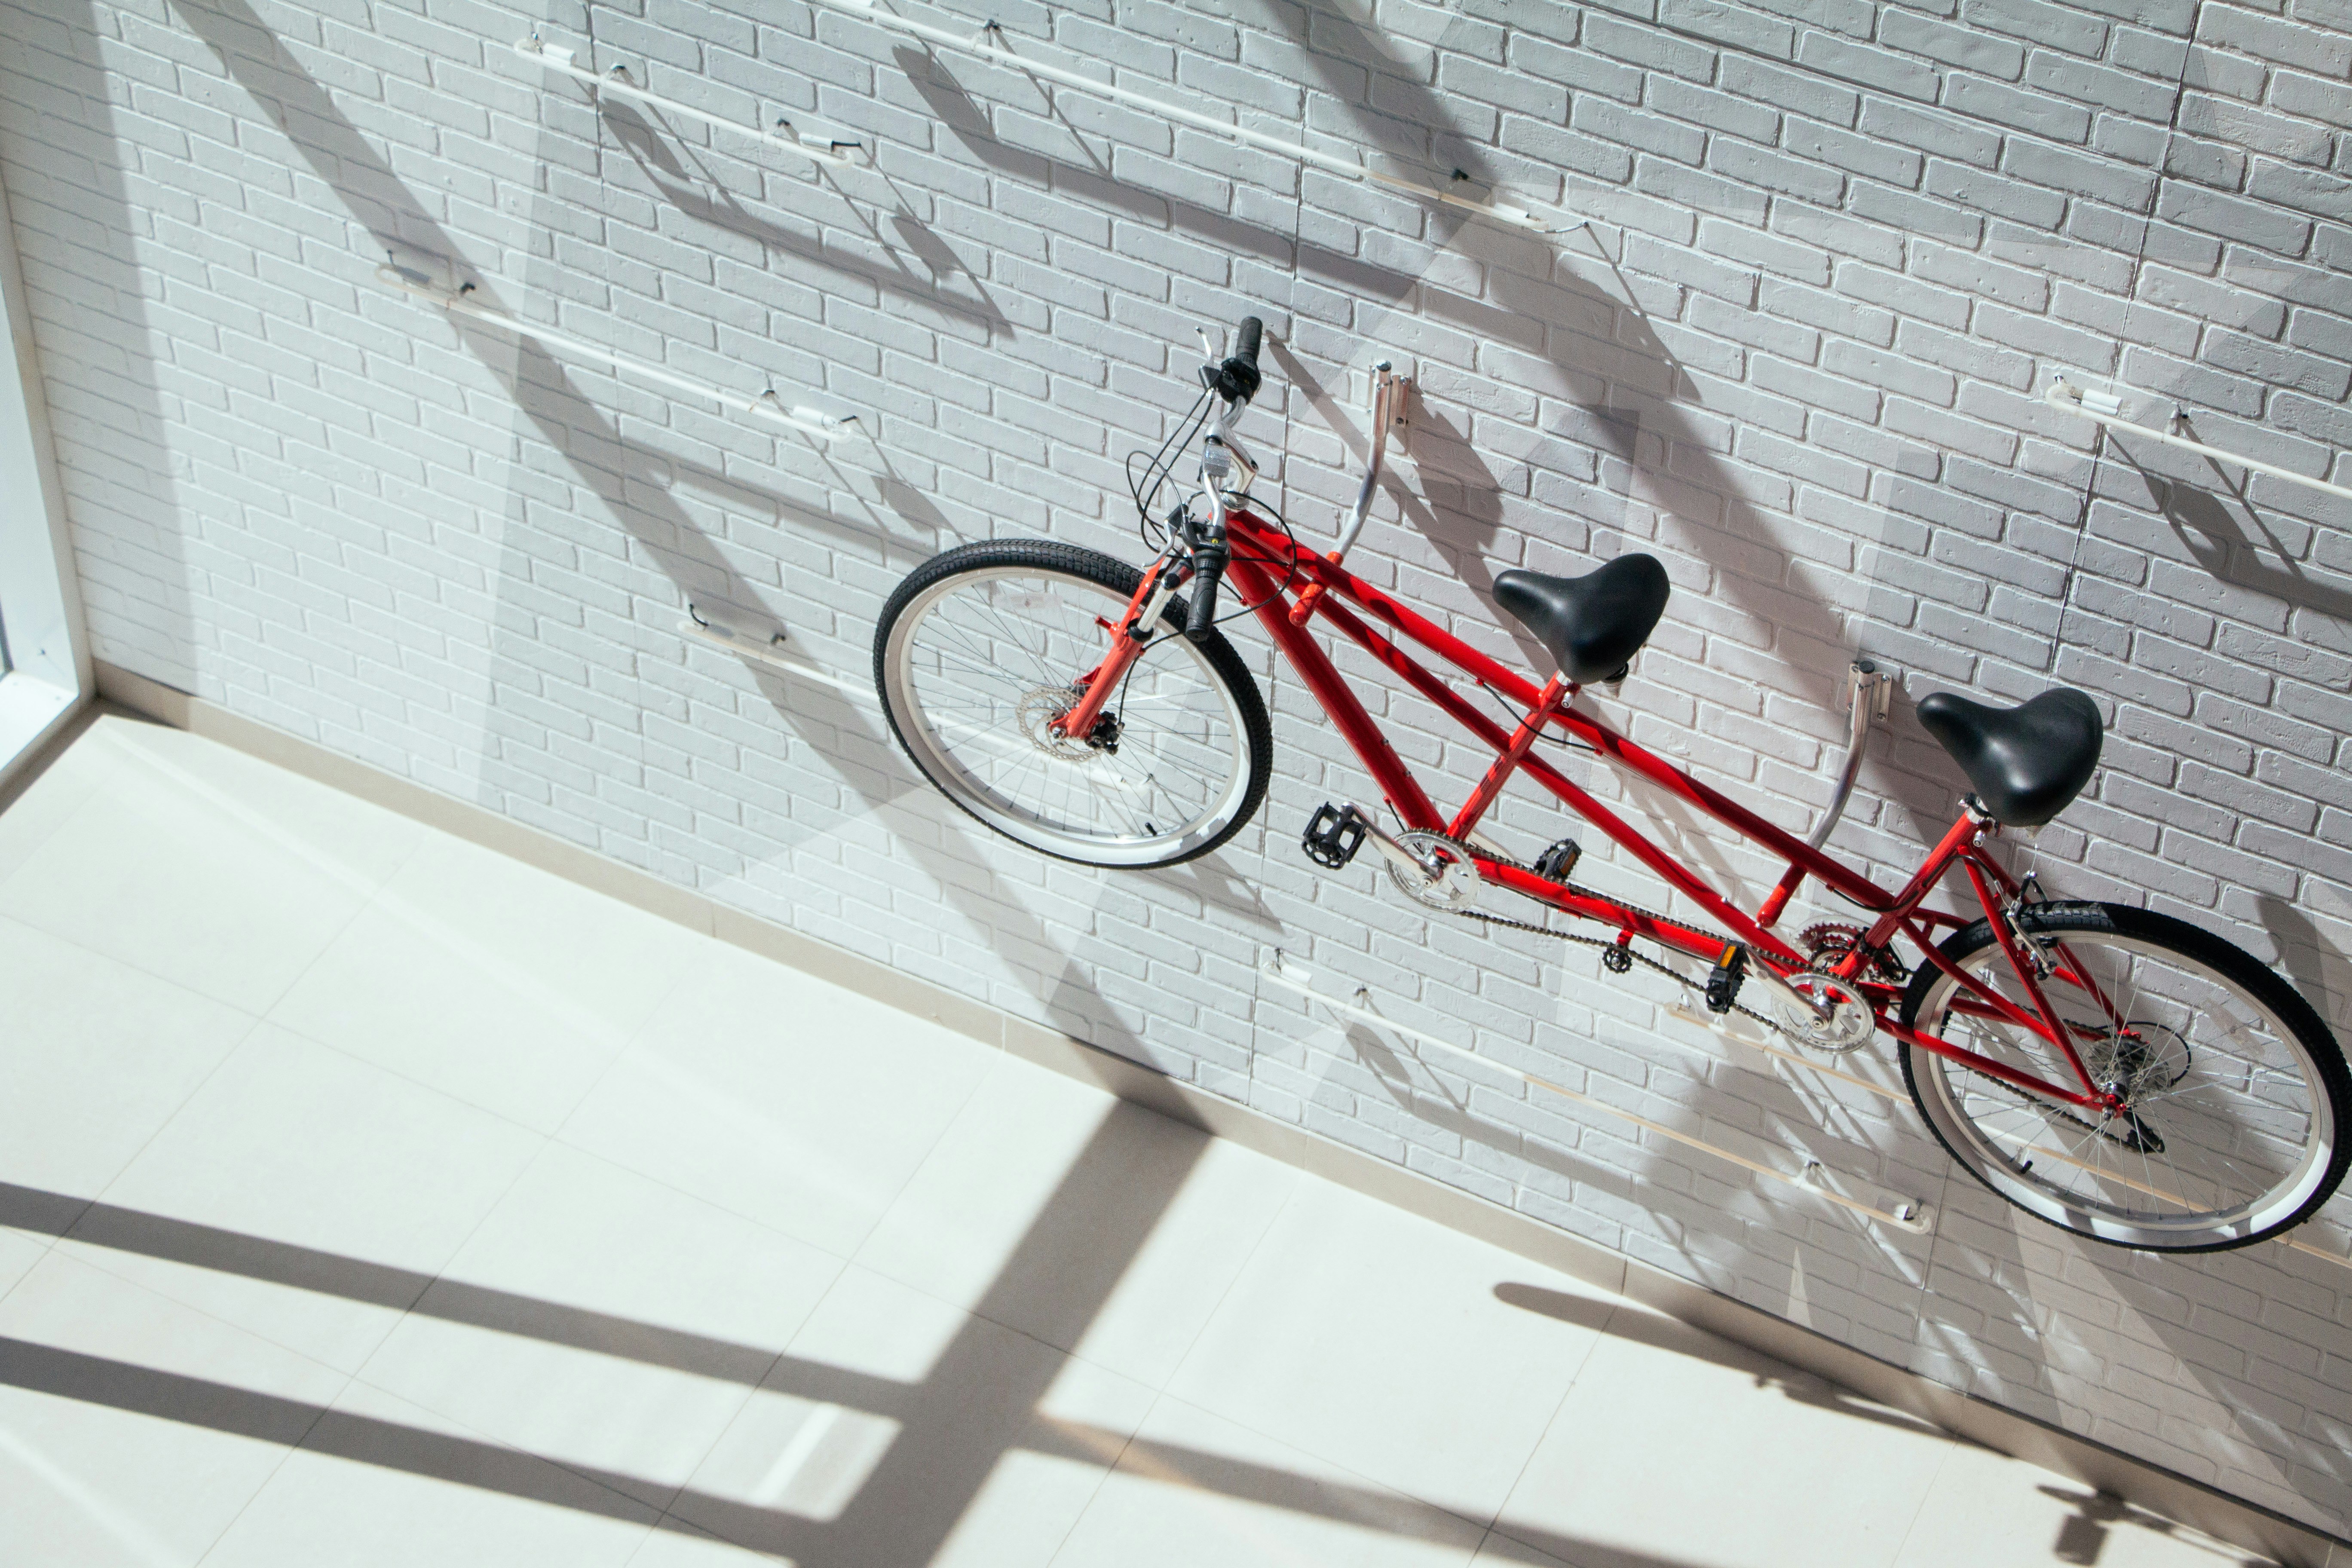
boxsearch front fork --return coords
[1049,552,1184,742]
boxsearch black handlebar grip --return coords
[1185,554,1226,642]
[1213,315,1265,403]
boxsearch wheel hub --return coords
[1017,687,1119,760]
[2083,1023,2189,1107]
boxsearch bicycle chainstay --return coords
[1439,873,2140,1152]
[1447,875,1787,1035]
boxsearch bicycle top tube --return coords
[1219,504,1905,916]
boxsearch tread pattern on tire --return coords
[1896,900,2352,1252]
[872,538,1274,868]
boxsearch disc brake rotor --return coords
[1016,687,1099,760]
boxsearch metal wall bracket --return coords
[1807,659,1894,852]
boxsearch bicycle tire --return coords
[1898,900,2351,1252]
[873,539,1273,869]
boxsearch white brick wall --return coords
[7,0,2352,1534]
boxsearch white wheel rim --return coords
[883,564,1254,866]
[1916,932,2337,1248]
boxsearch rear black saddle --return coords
[1916,688,2103,828]
[1493,554,1672,686]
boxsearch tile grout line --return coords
[336,1363,674,1544]
[85,675,2352,1564]
[1119,1171,1547,1544]
[1477,1295,1617,1545]
[1880,1439,1971,1568]
[1147,1159,1307,1409]
[12,1244,358,1568]
[645,1256,861,1559]
[183,1382,350,1568]
[0,891,279,1223]
[539,938,721,1149]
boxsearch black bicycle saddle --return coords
[1493,554,1672,686]
[1916,688,2103,828]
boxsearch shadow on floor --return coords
[6,1164,1822,1567]
[1495,1281,1945,1439]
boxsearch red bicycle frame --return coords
[1070,504,2126,1118]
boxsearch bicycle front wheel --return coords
[873,539,1272,868]
[1899,901,2350,1252]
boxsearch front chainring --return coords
[1773,968,1876,1053]
[1387,830,1481,910]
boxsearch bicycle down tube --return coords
[1211,505,2114,1115]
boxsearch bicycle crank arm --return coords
[1342,801,1444,879]
[1745,951,1838,1025]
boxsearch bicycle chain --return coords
[1450,883,1787,1036]
[1446,879,2138,1149]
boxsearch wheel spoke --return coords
[880,552,1258,867]
[1909,917,2341,1249]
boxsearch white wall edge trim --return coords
[0,158,91,778]
[77,658,2352,1568]
[0,670,84,793]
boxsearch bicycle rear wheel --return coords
[1898,901,2350,1252]
[873,539,1272,868]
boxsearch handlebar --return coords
[1233,315,1261,369]
[1182,314,1260,641]
[1185,546,1228,642]
[1209,315,1263,403]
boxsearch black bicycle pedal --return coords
[1704,944,1747,1014]
[1302,803,1368,869]
[1532,836,1582,883]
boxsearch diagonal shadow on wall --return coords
[2146,465,2352,626]
[583,94,1014,339]
[171,0,1172,1065]
[894,37,1957,854]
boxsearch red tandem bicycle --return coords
[873,315,2349,1254]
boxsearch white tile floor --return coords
[0,715,2266,1567]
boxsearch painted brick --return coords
[1880,10,2024,78]
[1796,34,1939,102]
[1945,73,2093,142]
[2202,2,2352,74]
[23,0,2352,1544]
[1720,55,1861,127]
